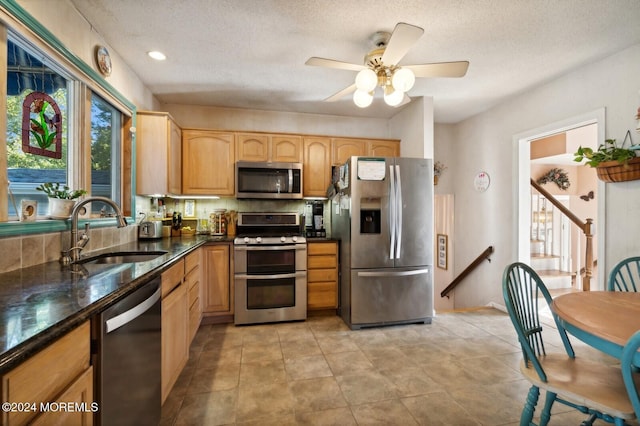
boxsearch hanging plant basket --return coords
[596,157,640,183]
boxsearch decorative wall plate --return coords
[95,45,112,76]
[474,171,490,192]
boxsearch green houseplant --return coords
[573,133,640,183]
[36,182,87,218]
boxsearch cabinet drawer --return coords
[185,249,201,274]
[308,255,337,269]
[1,322,90,426]
[184,264,200,290]
[162,259,185,298]
[307,242,337,256]
[308,282,338,309]
[188,280,200,308]
[308,268,337,283]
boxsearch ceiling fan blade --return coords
[305,57,365,72]
[405,61,470,78]
[381,23,424,66]
[324,84,357,102]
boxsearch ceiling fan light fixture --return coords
[383,85,404,106]
[391,67,415,92]
[353,89,374,108]
[355,68,377,92]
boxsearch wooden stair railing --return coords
[441,246,493,298]
[530,178,594,291]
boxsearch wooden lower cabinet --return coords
[161,260,188,404]
[307,241,339,310]
[0,322,92,426]
[203,244,233,316]
[184,249,203,344]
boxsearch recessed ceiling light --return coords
[147,51,166,61]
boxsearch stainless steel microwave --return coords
[236,161,303,199]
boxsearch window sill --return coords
[0,217,134,237]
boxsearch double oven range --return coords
[233,212,307,325]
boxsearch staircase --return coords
[530,253,573,289]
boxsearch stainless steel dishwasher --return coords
[93,276,162,425]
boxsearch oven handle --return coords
[234,272,307,280]
[234,245,307,251]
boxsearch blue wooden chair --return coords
[503,262,635,426]
[608,256,640,292]
[621,330,640,419]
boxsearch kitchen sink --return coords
[77,251,168,265]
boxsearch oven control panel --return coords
[235,235,305,245]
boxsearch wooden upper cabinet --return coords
[182,130,235,195]
[136,111,182,195]
[271,135,302,162]
[303,137,332,197]
[367,139,400,157]
[236,133,269,162]
[236,133,302,163]
[331,138,367,165]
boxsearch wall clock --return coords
[95,45,112,76]
[474,171,490,192]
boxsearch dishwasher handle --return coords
[105,285,162,334]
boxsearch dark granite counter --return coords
[0,236,231,374]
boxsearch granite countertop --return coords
[0,236,231,374]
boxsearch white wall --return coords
[15,0,158,111]
[447,43,640,308]
[163,103,392,139]
[389,97,434,158]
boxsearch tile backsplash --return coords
[0,225,137,274]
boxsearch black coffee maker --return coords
[305,201,326,238]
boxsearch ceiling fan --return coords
[305,22,469,108]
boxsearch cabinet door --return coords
[236,133,269,162]
[31,367,94,426]
[367,139,400,157]
[332,138,366,165]
[161,283,188,403]
[203,244,232,314]
[168,120,182,194]
[271,135,303,162]
[137,112,181,195]
[303,137,332,197]
[182,130,235,195]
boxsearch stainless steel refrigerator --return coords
[331,156,433,329]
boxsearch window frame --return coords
[0,1,136,236]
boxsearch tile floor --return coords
[160,308,623,425]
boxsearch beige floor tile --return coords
[284,354,333,380]
[288,377,348,412]
[236,381,296,422]
[295,407,357,425]
[162,308,622,426]
[350,398,419,425]
[239,359,286,386]
[336,370,397,405]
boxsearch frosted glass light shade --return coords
[355,68,378,92]
[383,87,404,106]
[391,68,415,92]
[353,89,374,108]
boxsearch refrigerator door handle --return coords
[389,164,396,259]
[395,164,402,259]
[357,268,430,278]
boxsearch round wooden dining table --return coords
[552,291,640,361]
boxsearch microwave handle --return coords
[288,169,293,193]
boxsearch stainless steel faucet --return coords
[61,196,128,264]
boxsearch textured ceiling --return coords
[69,0,640,123]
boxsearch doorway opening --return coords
[514,108,606,291]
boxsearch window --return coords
[90,93,121,214]
[6,38,71,218]
[4,35,127,221]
